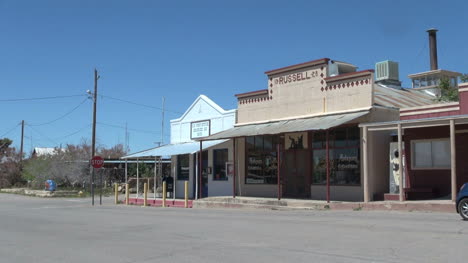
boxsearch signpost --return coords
[91,156,104,205]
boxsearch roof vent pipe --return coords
[427,28,438,70]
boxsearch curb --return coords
[193,199,455,213]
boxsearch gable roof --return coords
[32,147,64,157]
[170,95,235,123]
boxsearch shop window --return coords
[412,139,450,169]
[177,154,190,180]
[312,127,361,185]
[245,135,279,184]
[213,149,228,181]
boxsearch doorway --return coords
[282,150,311,198]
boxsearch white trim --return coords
[400,102,459,112]
[459,87,468,92]
[170,95,236,123]
[400,107,460,116]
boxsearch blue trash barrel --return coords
[45,180,57,191]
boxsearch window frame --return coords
[311,126,361,186]
[245,135,279,185]
[411,138,451,170]
[213,148,229,181]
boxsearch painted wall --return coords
[170,95,236,144]
[173,141,234,199]
[234,137,278,198]
[403,125,468,198]
[236,62,374,125]
[366,107,400,201]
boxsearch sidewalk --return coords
[192,196,455,213]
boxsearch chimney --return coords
[427,28,438,70]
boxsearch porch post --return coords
[450,120,457,202]
[277,142,281,200]
[326,129,330,203]
[154,156,157,199]
[397,124,404,202]
[195,153,198,200]
[199,140,203,199]
[136,158,139,198]
[363,126,369,203]
[125,159,128,183]
[233,138,236,198]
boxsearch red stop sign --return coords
[91,156,104,169]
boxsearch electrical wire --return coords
[27,125,59,145]
[100,94,182,115]
[0,123,20,138]
[28,98,89,126]
[0,94,86,102]
[52,123,92,140]
[97,122,161,135]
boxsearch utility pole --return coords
[20,120,24,162]
[91,69,99,206]
[161,97,165,145]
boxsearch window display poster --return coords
[226,162,234,177]
[285,132,307,150]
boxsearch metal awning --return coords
[359,114,468,131]
[201,110,369,140]
[121,139,228,159]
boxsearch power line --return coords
[0,94,86,102]
[100,94,182,115]
[27,125,59,146]
[53,123,92,140]
[97,122,161,135]
[28,98,89,126]
[0,123,20,138]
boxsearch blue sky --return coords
[1,0,467,155]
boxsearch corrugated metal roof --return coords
[202,110,369,140]
[373,84,436,108]
[122,140,228,159]
[33,147,65,156]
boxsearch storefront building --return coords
[202,58,435,201]
[360,82,468,202]
[123,95,236,199]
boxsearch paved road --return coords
[0,193,467,263]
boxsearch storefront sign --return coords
[191,120,210,139]
[272,70,319,85]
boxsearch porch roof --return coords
[121,139,228,159]
[359,114,468,131]
[200,110,369,140]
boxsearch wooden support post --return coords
[233,138,236,198]
[450,119,457,202]
[162,181,167,207]
[125,183,129,205]
[114,183,118,204]
[326,129,330,203]
[184,181,188,208]
[143,183,148,207]
[277,143,281,200]
[363,126,369,203]
[398,123,404,202]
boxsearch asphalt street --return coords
[0,193,467,263]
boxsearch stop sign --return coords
[91,156,104,169]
